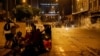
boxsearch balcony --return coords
[90,6,100,13]
[72,0,89,15]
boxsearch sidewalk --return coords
[80,23,100,30]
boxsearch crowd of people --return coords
[3,19,51,56]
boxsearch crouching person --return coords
[11,31,25,56]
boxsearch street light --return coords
[77,0,80,2]
[80,8,83,11]
[22,0,26,3]
[56,0,58,2]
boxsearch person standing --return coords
[3,19,13,48]
[3,19,19,48]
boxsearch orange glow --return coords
[56,0,58,2]
[77,0,80,2]
[22,0,26,3]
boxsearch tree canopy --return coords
[12,4,40,21]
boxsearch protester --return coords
[3,19,14,48]
[3,18,19,48]
[11,31,24,56]
[11,31,24,49]
[44,25,51,39]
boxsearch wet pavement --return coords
[40,28,100,56]
[0,22,100,56]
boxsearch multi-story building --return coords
[72,0,100,27]
[39,0,59,22]
[0,0,72,22]
[89,0,100,24]
[72,0,90,27]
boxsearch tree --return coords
[12,4,40,21]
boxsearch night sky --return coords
[39,0,72,15]
[0,0,72,15]
[0,0,5,9]
[59,0,72,15]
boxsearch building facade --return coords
[72,0,100,27]
[89,0,100,24]
[39,0,59,22]
[72,0,90,27]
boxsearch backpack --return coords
[4,23,10,31]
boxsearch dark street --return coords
[0,0,100,56]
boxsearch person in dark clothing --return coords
[30,22,36,31]
[4,18,19,48]
[30,29,46,54]
[11,31,24,49]
[11,31,24,56]
[21,24,39,56]
[21,44,39,56]
[36,29,45,52]
[44,25,51,39]
[3,19,14,48]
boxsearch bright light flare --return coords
[56,0,58,2]
[59,47,64,52]
[65,27,70,30]
[71,25,75,28]
[22,0,26,3]
[77,0,80,2]
[26,26,32,33]
[65,25,75,30]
